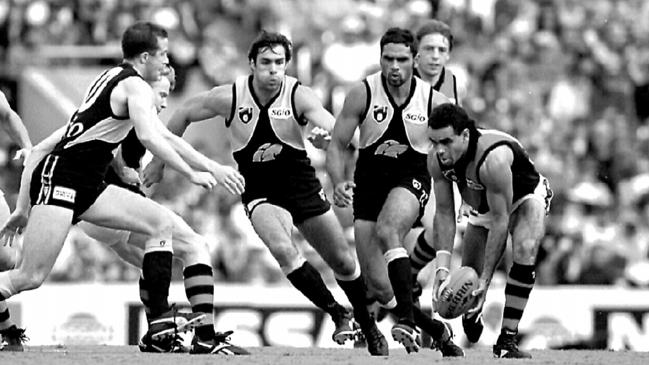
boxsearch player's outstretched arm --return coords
[0,91,32,161]
[429,153,456,301]
[0,127,66,246]
[123,77,215,190]
[143,86,231,187]
[468,146,513,313]
[325,83,365,207]
[295,85,335,132]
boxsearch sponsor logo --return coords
[403,112,427,124]
[252,143,283,162]
[373,105,388,123]
[269,108,292,119]
[53,186,76,203]
[374,140,407,158]
[238,106,253,123]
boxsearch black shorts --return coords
[30,154,108,222]
[353,171,431,222]
[104,167,145,196]
[241,167,330,224]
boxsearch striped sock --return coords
[409,231,436,274]
[502,262,536,332]
[138,274,152,323]
[183,263,216,340]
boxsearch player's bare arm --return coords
[0,91,32,159]
[429,153,456,299]
[119,77,215,190]
[0,127,66,245]
[469,145,513,313]
[295,85,335,132]
[325,83,365,207]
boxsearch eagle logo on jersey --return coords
[252,143,283,162]
[373,105,388,123]
[374,139,408,158]
[238,106,253,123]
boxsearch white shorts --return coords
[468,176,552,229]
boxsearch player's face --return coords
[251,45,287,92]
[428,125,469,166]
[144,37,170,82]
[150,77,171,114]
[380,43,414,87]
[416,33,450,79]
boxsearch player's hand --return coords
[457,201,476,223]
[333,181,355,207]
[0,210,29,247]
[307,127,331,150]
[467,278,488,315]
[432,267,450,311]
[210,163,245,195]
[142,160,165,187]
[14,148,31,167]
[118,166,142,186]
[189,171,217,190]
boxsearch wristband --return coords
[436,250,451,270]
[435,267,450,275]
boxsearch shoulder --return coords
[431,89,451,106]
[479,145,514,184]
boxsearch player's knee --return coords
[144,211,175,237]
[374,224,397,246]
[329,252,356,277]
[268,241,299,267]
[513,238,540,263]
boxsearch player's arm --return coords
[325,83,365,207]
[295,85,335,132]
[478,146,514,287]
[142,85,234,187]
[429,153,456,301]
[10,126,66,224]
[123,77,214,189]
[0,91,32,157]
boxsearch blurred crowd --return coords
[1,0,649,287]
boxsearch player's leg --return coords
[0,195,18,272]
[373,187,422,352]
[249,202,351,341]
[298,209,387,354]
[460,223,488,343]
[165,212,248,355]
[493,198,546,359]
[78,185,180,341]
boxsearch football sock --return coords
[502,262,536,332]
[0,300,12,331]
[183,263,216,340]
[385,248,415,324]
[287,261,343,317]
[138,273,152,323]
[142,251,173,318]
[409,230,436,274]
[337,275,373,328]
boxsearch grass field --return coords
[1,346,648,365]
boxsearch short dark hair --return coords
[248,30,292,64]
[416,20,453,51]
[121,21,168,59]
[380,27,417,56]
[429,103,475,134]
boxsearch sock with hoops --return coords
[184,263,216,341]
[502,262,536,333]
[142,251,173,318]
[409,230,436,274]
[287,261,344,317]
